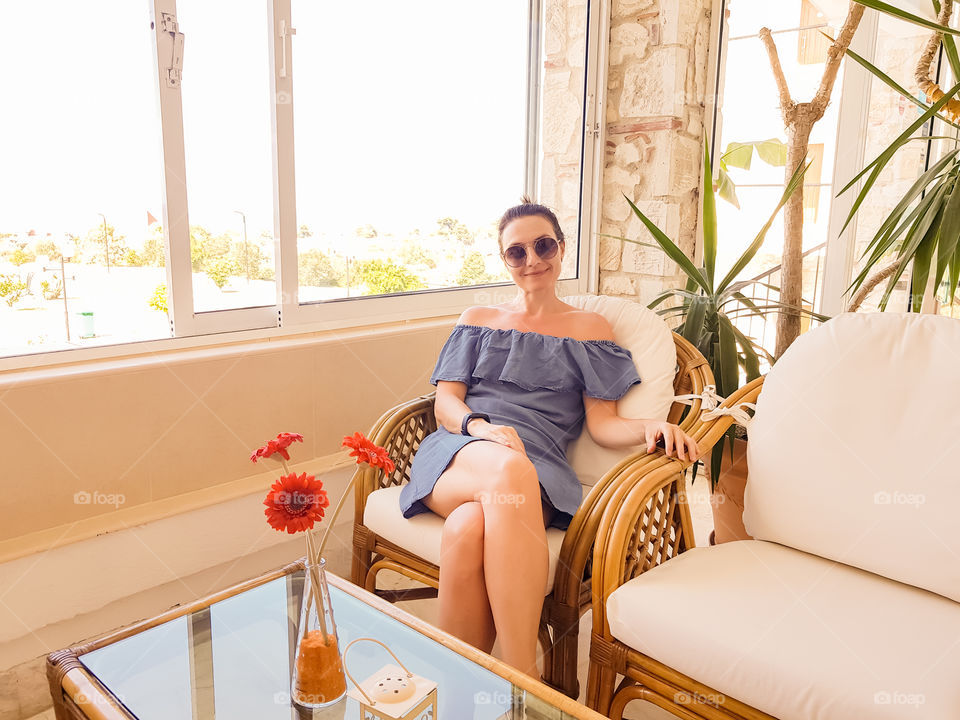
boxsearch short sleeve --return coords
[577,342,642,400]
[429,326,480,386]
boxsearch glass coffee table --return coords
[47,559,603,720]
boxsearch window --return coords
[0,0,599,364]
[0,2,167,357]
[713,0,846,354]
[711,2,944,351]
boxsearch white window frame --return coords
[1,0,603,370]
[153,0,279,338]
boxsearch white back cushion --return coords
[563,294,676,486]
[744,312,960,602]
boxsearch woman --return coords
[398,200,700,678]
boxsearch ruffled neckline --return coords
[454,323,622,348]
[433,322,642,399]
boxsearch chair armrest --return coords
[590,465,691,641]
[551,450,694,607]
[551,378,763,604]
[685,376,764,452]
[353,392,437,524]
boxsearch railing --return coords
[727,242,827,369]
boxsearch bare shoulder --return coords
[579,311,616,341]
[563,308,615,342]
[456,305,497,327]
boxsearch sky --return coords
[0,0,528,246]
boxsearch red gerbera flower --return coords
[371,447,396,474]
[263,472,330,534]
[341,431,378,464]
[251,432,304,463]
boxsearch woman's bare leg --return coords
[424,441,549,677]
[436,501,496,652]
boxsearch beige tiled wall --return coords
[0,323,453,542]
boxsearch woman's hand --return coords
[643,421,700,462]
[467,419,527,455]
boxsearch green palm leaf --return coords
[624,194,710,292]
[703,139,718,288]
[838,80,960,237]
[855,0,960,34]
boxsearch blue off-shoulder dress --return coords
[399,324,642,530]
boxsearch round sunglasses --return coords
[501,237,560,268]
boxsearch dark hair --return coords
[497,196,565,249]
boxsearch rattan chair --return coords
[351,330,715,699]
[585,379,764,719]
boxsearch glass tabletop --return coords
[79,570,583,720]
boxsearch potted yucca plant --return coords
[622,140,826,542]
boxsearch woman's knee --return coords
[484,452,540,504]
[440,502,485,565]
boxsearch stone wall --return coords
[598,0,713,303]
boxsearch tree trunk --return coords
[759,4,864,359]
[775,123,812,358]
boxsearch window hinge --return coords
[279,19,296,79]
[586,93,602,137]
[160,12,184,88]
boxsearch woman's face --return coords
[499,215,564,289]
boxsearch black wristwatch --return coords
[460,412,490,436]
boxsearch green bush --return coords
[353,259,425,295]
[229,241,275,281]
[142,227,166,267]
[400,238,437,269]
[299,249,344,287]
[40,276,63,300]
[0,274,28,306]
[10,248,34,266]
[205,257,237,289]
[34,239,61,261]
[80,224,127,265]
[124,249,145,267]
[149,284,168,313]
[455,251,495,286]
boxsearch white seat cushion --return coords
[562,294,676,486]
[606,540,960,720]
[364,485,566,595]
[745,312,960,602]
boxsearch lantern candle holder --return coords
[344,638,438,720]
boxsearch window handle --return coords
[280,19,296,79]
[160,12,184,88]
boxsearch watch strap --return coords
[460,412,490,436]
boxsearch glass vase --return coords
[291,558,347,708]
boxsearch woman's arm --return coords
[575,311,698,461]
[583,396,700,461]
[434,381,527,455]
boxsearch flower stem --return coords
[317,468,360,559]
[280,458,292,476]
[303,528,330,645]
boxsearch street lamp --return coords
[97,212,110,273]
[233,210,250,282]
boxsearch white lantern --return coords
[344,638,438,720]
